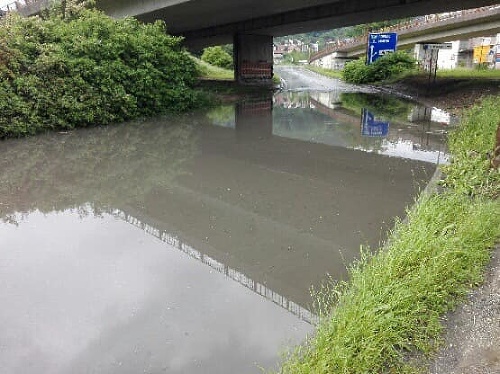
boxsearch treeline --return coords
[275,19,411,48]
[0,1,207,138]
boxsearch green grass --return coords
[305,65,343,79]
[277,97,500,373]
[192,56,234,81]
[442,96,500,199]
[435,68,500,79]
[400,68,500,81]
[309,63,500,84]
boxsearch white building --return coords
[413,40,472,70]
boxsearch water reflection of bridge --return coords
[118,120,434,312]
[115,209,317,324]
[0,97,436,326]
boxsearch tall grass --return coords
[277,97,500,373]
[436,68,500,79]
[306,65,343,79]
[442,96,500,199]
[192,56,234,80]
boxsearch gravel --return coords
[427,245,500,374]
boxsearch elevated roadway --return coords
[310,5,500,64]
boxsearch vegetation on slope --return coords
[274,19,410,49]
[193,56,234,81]
[277,97,500,373]
[305,65,343,79]
[201,46,233,70]
[342,51,416,84]
[0,1,207,138]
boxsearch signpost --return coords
[421,43,453,83]
[367,32,398,64]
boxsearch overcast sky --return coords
[1,0,20,9]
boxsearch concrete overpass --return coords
[97,0,500,84]
[5,0,500,83]
[310,5,500,67]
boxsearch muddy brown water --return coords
[0,91,451,373]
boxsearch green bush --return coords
[342,59,370,84]
[0,5,206,138]
[201,46,233,70]
[342,51,416,84]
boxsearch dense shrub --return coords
[0,5,206,138]
[201,46,233,70]
[342,51,416,84]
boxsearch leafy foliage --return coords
[340,92,412,120]
[0,5,206,138]
[342,51,416,84]
[201,46,233,70]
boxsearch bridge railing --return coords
[309,5,500,63]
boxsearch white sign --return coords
[481,37,492,46]
[423,43,453,50]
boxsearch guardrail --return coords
[309,5,500,63]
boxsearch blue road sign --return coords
[367,32,398,64]
[361,109,389,137]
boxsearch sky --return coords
[1,0,20,9]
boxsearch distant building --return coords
[414,34,500,70]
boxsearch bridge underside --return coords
[94,0,499,84]
[97,0,500,48]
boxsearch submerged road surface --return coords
[0,74,449,373]
[275,65,375,92]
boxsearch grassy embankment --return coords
[196,56,282,86]
[379,68,500,86]
[277,96,500,373]
[194,56,234,81]
[429,68,500,80]
[305,65,343,79]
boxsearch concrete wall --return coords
[234,34,273,85]
[311,52,353,70]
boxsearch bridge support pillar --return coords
[235,94,273,139]
[234,33,273,86]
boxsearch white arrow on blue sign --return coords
[367,32,398,64]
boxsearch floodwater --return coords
[0,88,452,373]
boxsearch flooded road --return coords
[0,83,452,373]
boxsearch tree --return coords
[201,46,233,70]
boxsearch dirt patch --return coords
[426,244,500,374]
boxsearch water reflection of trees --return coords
[340,92,412,121]
[0,116,200,222]
[206,105,235,128]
